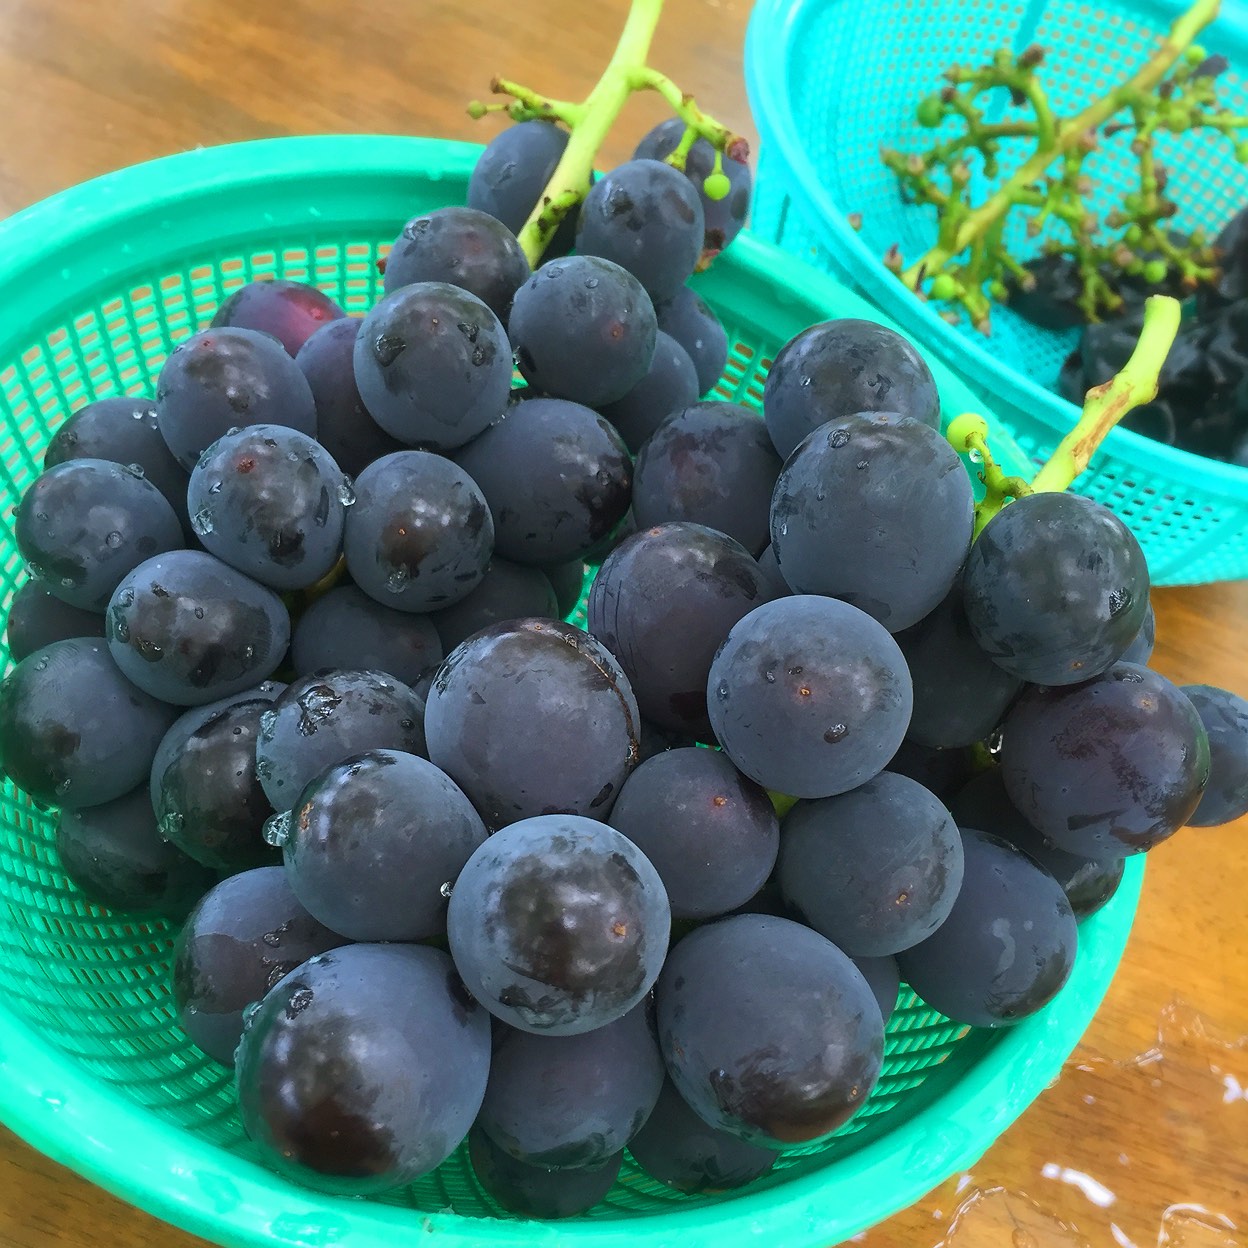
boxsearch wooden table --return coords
[0,0,1244,1244]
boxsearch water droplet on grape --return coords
[126,462,146,478]
[160,811,184,840]
[715,681,729,702]
[194,606,205,619]
[337,476,356,506]
[830,429,850,448]
[191,507,214,537]
[208,480,223,496]
[259,710,279,738]
[54,779,71,797]
[241,1000,262,1029]
[439,881,453,899]
[584,277,599,289]
[262,811,292,847]
[59,577,75,589]
[34,510,49,522]
[34,656,49,672]
[386,566,410,593]
[131,408,145,420]
[105,531,124,549]
[799,375,811,387]
[824,723,848,743]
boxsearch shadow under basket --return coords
[0,135,1143,1248]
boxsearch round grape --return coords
[447,813,669,1036]
[236,944,490,1194]
[5,581,103,662]
[468,1129,622,1220]
[425,619,640,828]
[763,319,940,460]
[343,450,494,613]
[16,458,183,611]
[155,326,317,470]
[383,207,530,324]
[1001,663,1209,857]
[656,285,728,396]
[771,414,974,632]
[210,279,346,356]
[0,638,176,808]
[897,829,1079,1028]
[105,551,290,706]
[430,558,558,653]
[656,914,883,1147]
[707,596,913,799]
[1182,684,1248,826]
[509,256,657,408]
[599,330,700,454]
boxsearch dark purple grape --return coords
[172,866,349,1065]
[656,286,728,396]
[771,414,973,632]
[509,256,657,408]
[5,581,103,662]
[342,450,494,613]
[962,492,1149,686]
[1121,598,1156,666]
[352,283,512,450]
[634,118,752,253]
[468,120,580,258]
[853,956,901,1023]
[608,747,778,920]
[44,395,192,535]
[382,207,530,324]
[479,1003,663,1168]
[1002,663,1209,858]
[1179,684,1248,826]
[468,1129,622,1219]
[425,619,640,829]
[632,402,781,556]
[16,459,183,611]
[152,691,284,871]
[576,159,705,305]
[236,944,490,1194]
[454,398,632,565]
[778,771,964,956]
[586,522,776,736]
[254,670,426,811]
[294,319,404,478]
[211,280,346,356]
[707,596,913,799]
[656,914,883,1147]
[763,319,940,460]
[582,507,639,566]
[56,785,215,920]
[885,740,977,805]
[627,1076,778,1193]
[447,814,669,1035]
[897,829,1078,1028]
[1003,254,1089,330]
[429,558,558,653]
[754,544,791,600]
[0,638,176,808]
[187,425,348,591]
[105,551,290,706]
[541,559,587,619]
[598,330,700,454]
[155,327,318,470]
[950,770,1124,918]
[895,579,1023,747]
[277,749,486,942]
[290,584,443,695]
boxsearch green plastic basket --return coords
[745,0,1248,587]
[0,136,1143,1248]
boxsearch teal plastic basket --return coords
[0,135,1143,1248]
[745,0,1248,586]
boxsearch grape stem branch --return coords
[467,0,749,266]
[950,295,1181,532]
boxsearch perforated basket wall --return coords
[0,136,1142,1248]
[746,0,1248,585]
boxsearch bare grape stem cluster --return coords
[885,0,1246,331]
[466,0,748,268]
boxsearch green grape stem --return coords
[892,0,1233,325]
[1030,294,1182,493]
[468,0,748,267]
[947,295,1181,532]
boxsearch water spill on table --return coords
[854,1000,1246,1247]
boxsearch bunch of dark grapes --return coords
[1013,212,1248,463]
[4,113,1247,1222]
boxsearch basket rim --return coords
[0,133,1143,1248]
[744,0,1248,501]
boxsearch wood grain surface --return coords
[0,0,1244,1244]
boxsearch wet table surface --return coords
[0,0,1244,1243]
